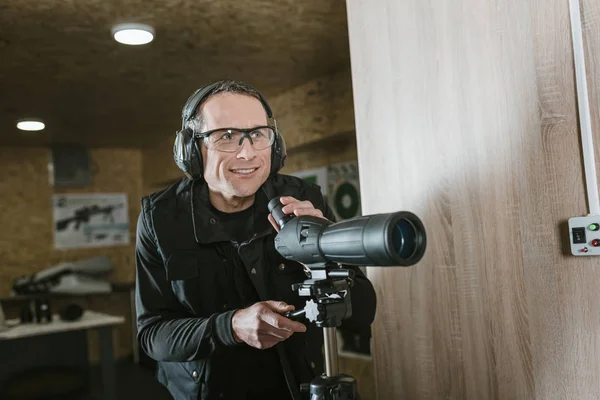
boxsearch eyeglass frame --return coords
[193,125,277,153]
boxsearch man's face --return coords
[199,93,272,199]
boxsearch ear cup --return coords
[173,83,222,180]
[173,128,203,180]
[270,130,287,175]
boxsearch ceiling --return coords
[0,0,351,148]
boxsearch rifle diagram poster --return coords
[52,193,129,249]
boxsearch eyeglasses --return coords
[194,126,276,153]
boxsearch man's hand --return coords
[231,301,307,349]
[267,196,329,232]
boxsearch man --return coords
[135,80,377,400]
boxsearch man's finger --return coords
[257,321,294,340]
[265,300,295,313]
[292,208,325,218]
[261,328,293,341]
[279,196,299,205]
[282,200,315,214]
[262,311,307,333]
[267,214,280,232]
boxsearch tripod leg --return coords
[323,327,339,377]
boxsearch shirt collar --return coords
[178,177,275,244]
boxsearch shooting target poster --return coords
[52,193,129,249]
[328,161,361,221]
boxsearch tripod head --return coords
[284,263,358,400]
[284,263,354,328]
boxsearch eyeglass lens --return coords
[205,127,275,152]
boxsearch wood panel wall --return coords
[346,0,600,399]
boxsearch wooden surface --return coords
[0,310,124,340]
[346,0,600,399]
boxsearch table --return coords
[0,310,124,400]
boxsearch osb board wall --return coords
[143,67,357,192]
[0,147,142,360]
[347,0,600,399]
[280,133,358,174]
[142,136,182,194]
[0,0,352,148]
[270,66,356,150]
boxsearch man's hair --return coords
[184,80,267,134]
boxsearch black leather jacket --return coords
[135,174,377,400]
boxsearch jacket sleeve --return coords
[319,197,377,333]
[135,204,239,362]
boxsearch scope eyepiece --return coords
[268,197,294,229]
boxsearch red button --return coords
[592,239,600,247]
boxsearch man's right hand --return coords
[231,301,307,349]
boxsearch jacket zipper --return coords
[234,228,273,301]
[234,227,271,251]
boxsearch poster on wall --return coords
[290,167,329,198]
[328,161,361,221]
[52,193,129,250]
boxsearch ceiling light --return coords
[17,119,45,131]
[111,23,154,45]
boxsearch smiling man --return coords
[135,80,376,400]
[198,92,274,213]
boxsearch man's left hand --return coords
[268,196,329,232]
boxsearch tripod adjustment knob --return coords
[305,299,320,322]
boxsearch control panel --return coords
[569,215,600,256]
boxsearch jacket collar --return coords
[177,177,276,245]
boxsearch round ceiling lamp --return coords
[111,23,155,45]
[16,119,45,131]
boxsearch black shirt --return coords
[210,204,292,400]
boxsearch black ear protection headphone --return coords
[173,81,287,180]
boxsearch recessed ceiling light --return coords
[17,119,45,131]
[111,23,155,45]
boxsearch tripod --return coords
[285,263,360,400]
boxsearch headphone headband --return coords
[181,82,274,130]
